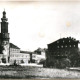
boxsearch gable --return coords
[10,43,20,49]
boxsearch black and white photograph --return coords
[0,0,80,79]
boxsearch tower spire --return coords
[1,9,8,22]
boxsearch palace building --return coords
[46,37,80,68]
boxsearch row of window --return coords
[57,40,72,43]
[57,45,76,48]
[54,55,65,56]
[10,59,29,64]
[10,49,20,53]
[10,55,29,58]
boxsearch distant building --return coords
[33,48,46,66]
[46,37,80,68]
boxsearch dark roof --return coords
[20,51,32,54]
[10,43,20,49]
[48,37,79,45]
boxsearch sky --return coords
[0,1,80,51]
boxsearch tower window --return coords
[69,40,70,42]
[63,40,64,43]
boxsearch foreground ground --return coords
[0,66,80,79]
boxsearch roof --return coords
[20,50,32,54]
[34,48,46,52]
[48,37,79,45]
[10,43,20,49]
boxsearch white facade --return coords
[10,48,30,65]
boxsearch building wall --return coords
[10,53,30,65]
[32,51,46,64]
[10,48,30,65]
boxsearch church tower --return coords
[0,10,10,63]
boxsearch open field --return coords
[0,66,80,79]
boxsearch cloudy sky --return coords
[0,1,80,51]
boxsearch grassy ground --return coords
[0,66,80,79]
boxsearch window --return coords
[74,45,75,47]
[32,55,36,58]
[13,49,14,51]
[12,55,14,57]
[57,41,59,43]
[61,45,63,48]
[13,49,15,52]
[16,55,18,57]
[69,40,70,42]
[63,40,64,43]
[65,45,67,47]
[57,46,59,48]
[22,55,23,57]
[70,45,71,47]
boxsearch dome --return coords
[3,10,6,15]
